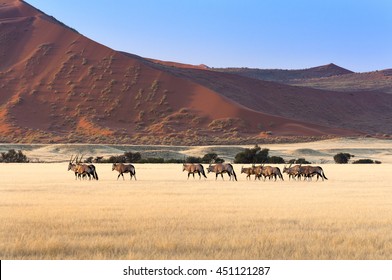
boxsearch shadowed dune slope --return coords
[149,63,392,135]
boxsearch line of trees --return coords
[0,147,381,164]
[84,152,225,164]
[90,147,305,164]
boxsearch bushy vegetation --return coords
[267,156,286,164]
[333,153,380,164]
[185,153,225,164]
[0,149,29,163]
[98,151,223,164]
[288,158,311,164]
[352,159,381,164]
[103,152,142,163]
[138,157,165,163]
[233,145,285,164]
[234,145,268,163]
[98,152,141,163]
[333,153,354,164]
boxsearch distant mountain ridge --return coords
[288,69,392,94]
[0,0,391,145]
[214,64,392,94]
[213,63,354,82]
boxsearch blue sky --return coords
[26,0,392,72]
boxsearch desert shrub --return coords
[138,158,165,163]
[0,149,29,163]
[268,156,285,164]
[333,153,354,164]
[151,80,159,92]
[101,152,225,164]
[93,156,103,163]
[138,158,186,163]
[102,152,142,163]
[159,94,167,105]
[288,158,311,164]
[201,153,224,163]
[104,155,125,163]
[186,156,202,163]
[352,159,378,164]
[165,159,185,163]
[184,153,225,164]
[138,111,145,120]
[84,156,94,163]
[135,89,143,100]
[124,152,142,163]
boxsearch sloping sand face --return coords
[1,162,392,259]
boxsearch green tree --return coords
[0,149,29,163]
[234,145,269,163]
[333,153,354,164]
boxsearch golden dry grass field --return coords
[1,162,392,260]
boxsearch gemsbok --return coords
[241,165,260,180]
[68,155,98,180]
[260,165,284,181]
[207,163,237,181]
[182,163,207,179]
[298,165,328,181]
[283,164,302,180]
[68,155,80,180]
[112,163,136,180]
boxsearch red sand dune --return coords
[0,0,390,144]
[156,66,392,136]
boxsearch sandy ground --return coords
[1,162,392,259]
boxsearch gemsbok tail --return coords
[321,169,328,180]
[201,166,207,178]
[230,164,237,181]
[91,165,98,180]
[277,167,284,181]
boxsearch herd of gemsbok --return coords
[68,155,328,182]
